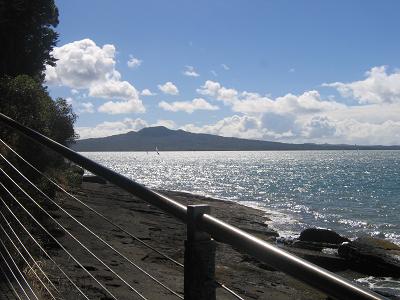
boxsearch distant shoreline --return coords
[74,148,400,152]
[71,126,400,152]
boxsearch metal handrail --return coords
[0,113,386,300]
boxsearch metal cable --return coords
[0,200,89,300]
[0,239,39,300]
[0,263,23,300]
[0,182,117,300]
[0,169,150,300]
[0,138,183,268]
[0,153,182,299]
[0,111,386,300]
[0,223,57,299]
[0,245,32,300]
[0,209,58,293]
[0,138,244,299]
[0,172,154,300]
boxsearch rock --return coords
[299,228,350,244]
[338,237,400,277]
[281,245,349,272]
[291,240,340,251]
[82,175,107,184]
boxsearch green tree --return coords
[0,0,59,81]
[0,75,77,169]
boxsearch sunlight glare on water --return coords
[82,150,400,244]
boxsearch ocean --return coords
[82,150,400,245]
[82,150,400,295]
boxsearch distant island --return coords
[71,126,400,152]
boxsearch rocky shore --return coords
[42,178,399,299]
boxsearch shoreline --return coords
[46,180,327,299]
[41,179,399,299]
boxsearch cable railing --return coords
[0,112,387,300]
[0,159,180,299]
[0,262,23,300]
[0,138,245,300]
[0,194,89,299]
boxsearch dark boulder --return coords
[299,228,350,244]
[338,237,400,277]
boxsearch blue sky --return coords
[47,0,400,145]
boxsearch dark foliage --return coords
[0,75,77,171]
[0,0,59,81]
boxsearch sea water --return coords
[82,150,400,244]
[82,150,400,295]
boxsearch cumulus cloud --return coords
[65,97,94,114]
[323,66,400,104]
[76,118,148,139]
[158,81,179,95]
[183,66,200,77]
[89,80,139,100]
[197,80,238,104]
[182,115,266,140]
[45,39,144,114]
[127,56,142,68]
[141,89,156,96]
[159,98,219,113]
[45,39,118,88]
[191,69,400,145]
[152,119,176,129]
[78,102,95,114]
[233,90,346,115]
[98,99,145,114]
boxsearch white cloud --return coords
[197,80,238,104]
[66,97,74,105]
[289,68,295,73]
[221,64,230,70]
[78,102,95,114]
[159,98,219,113]
[182,115,266,140]
[89,80,139,100]
[77,118,148,139]
[98,99,145,114]
[158,81,179,95]
[181,111,400,145]
[183,66,200,77]
[141,89,156,96]
[71,89,79,95]
[65,97,94,114]
[45,39,119,88]
[323,66,400,104]
[45,39,144,114]
[152,119,176,129]
[233,90,346,115]
[191,69,400,145]
[127,56,142,68]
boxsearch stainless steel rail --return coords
[0,113,386,300]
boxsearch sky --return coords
[46,0,400,145]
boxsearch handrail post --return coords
[184,205,216,300]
